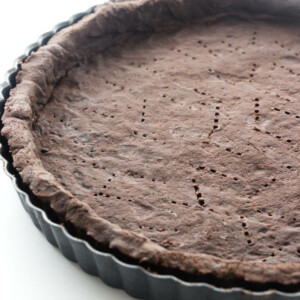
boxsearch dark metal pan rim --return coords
[0,2,299,299]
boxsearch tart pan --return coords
[1,2,300,299]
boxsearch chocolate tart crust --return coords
[2,0,300,288]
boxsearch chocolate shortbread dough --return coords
[34,19,300,263]
[2,0,300,287]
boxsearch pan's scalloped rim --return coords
[0,2,299,299]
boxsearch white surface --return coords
[0,1,134,299]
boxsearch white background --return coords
[0,1,134,299]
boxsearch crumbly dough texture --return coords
[2,0,300,287]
